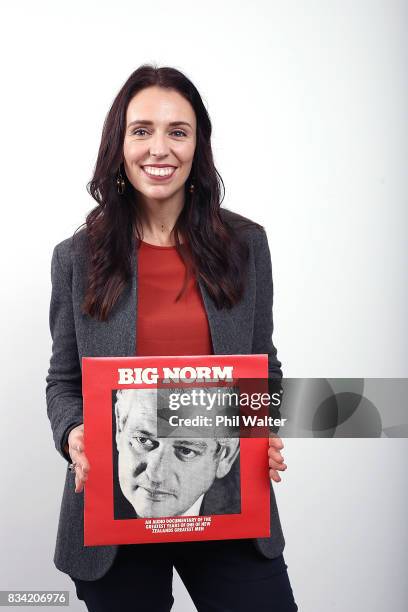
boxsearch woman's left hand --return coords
[268,435,287,482]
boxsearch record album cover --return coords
[82,354,271,545]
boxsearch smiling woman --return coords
[45,63,296,611]
[124,90,196,190]
[81,67,257,321]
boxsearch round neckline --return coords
[140,240,177,250]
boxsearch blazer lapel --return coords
[197,280,242,355]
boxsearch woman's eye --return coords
[132,128,148,136]
[131,128,186,137]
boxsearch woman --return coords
[46,64,297,611]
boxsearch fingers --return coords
[70,449,90,493]
[269,435,284,450]
[268,446,284,461]
[268,435,286,482]
[72,459,90,493]
[70,445,90,473]
[75,470,84,494]
[268,440,286,467]
[268,453,287,473]
[68,425,90,493]
[269,468,282,483]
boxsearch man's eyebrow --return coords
[127,120,192,129]
[172,440,208,449]
[128,428,156,438]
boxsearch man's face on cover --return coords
[115,389,238,518]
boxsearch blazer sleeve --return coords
[251,227,283,380]
[45,243,84,462]
[251,228,284,434]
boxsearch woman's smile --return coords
[141,165,178,181]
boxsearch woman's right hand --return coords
[67,424,90,493]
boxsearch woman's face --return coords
[123,85,197,203]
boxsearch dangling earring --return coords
[116,167,125,195]
[189,182,195,194]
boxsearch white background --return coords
[0,1,407,610]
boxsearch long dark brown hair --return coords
[75,64,261,321]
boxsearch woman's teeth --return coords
[143,166,176,177]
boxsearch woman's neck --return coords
[135,192,184,246]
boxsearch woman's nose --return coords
[149,133,169,157]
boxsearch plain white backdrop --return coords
[0,1,407,610]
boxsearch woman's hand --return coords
[67,424,90,493]
[268,435,287,482]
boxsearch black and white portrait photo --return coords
[112,388,241,519]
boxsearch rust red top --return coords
[136,241,213,356]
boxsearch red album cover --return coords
[82,354,270,546]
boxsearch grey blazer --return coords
[45,208,285,581]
